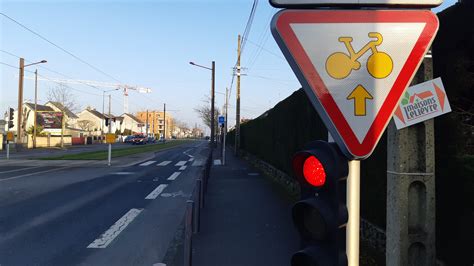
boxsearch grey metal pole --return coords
[33,69,38,149]
[6,142,10,160]
[184,200,194,266]
[347,160,360,266]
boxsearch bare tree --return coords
[47,84,79,112]
[194,98,220,132]
[77,120,94,132]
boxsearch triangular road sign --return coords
[271,10,439,159]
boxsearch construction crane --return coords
[24,76,152,114]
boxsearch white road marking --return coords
[179,165,187,171]
[183,149,194,158]
[214,159,222,165]
[139,161,156,166]
[145,184,168,199]
[188,158,194,162]
[160,190,190,198]
[175,161,187,166]
[192,160,204,167]
[167,172,181,181]
[0,167,70,182]
[0,166,43,174]
[87,208,142,248]
[157,161,172,166]
[112,172,134,175]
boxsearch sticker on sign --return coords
[270,0,443,7]
[271,10,438,159]
[393,77,451,129]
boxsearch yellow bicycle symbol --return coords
[325,32,393,79]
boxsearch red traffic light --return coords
[303,156,326,187]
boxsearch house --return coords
[120,113,144,135]
[76,107,124,136]
[76,107,107,136]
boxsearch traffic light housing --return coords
[291,140,349,266]
[8,108,14,128]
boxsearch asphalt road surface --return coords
[0,140,209,266]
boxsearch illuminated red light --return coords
[303,156,326,187]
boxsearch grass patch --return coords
[42,140,190,160]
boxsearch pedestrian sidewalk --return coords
[192,147,299,266]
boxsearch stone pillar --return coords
[386,57,436,266]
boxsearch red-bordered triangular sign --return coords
[271,10,439,159]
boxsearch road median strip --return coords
[40,140,189,160]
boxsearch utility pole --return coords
[211,61,216,147]
[16,58,25,150]
[60,111,65,148]
[108,95,112,133]
[108,94,112,166]
[223,87,229,165]
[386,56,436,266]
[163,103,166,141]
[33,69,38,149]
[235,35,241,155]
[146,109,149,136]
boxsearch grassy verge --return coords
[41,140,190,160]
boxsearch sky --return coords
[0,0,457,133]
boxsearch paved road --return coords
[0,140,209,266]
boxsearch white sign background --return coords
[291,23,425,143]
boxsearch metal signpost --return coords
[218,115,226,164]
[271,2,439,265]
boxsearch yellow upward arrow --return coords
[347,85,373,116]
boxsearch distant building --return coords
[135,111,173,138]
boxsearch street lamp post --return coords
[189,61,216,147]
[16,58,47,150]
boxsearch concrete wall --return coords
[27,135,72,148]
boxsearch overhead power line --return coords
[0,12,122,83]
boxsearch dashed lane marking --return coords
[112,172,135,175]
[157,161,172,166]
[167,172,181,181]
[175,161,187,166]
[145,184,168,199]
[188,158,194,162]
[179,165,187,171]
[139,161,156,166]
[87,208,142,248]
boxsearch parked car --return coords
[132,134,147,145]
[124,135,136,143]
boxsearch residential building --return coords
[76,107,114,136]
[135,111,173,138]
[120,113,143,135]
